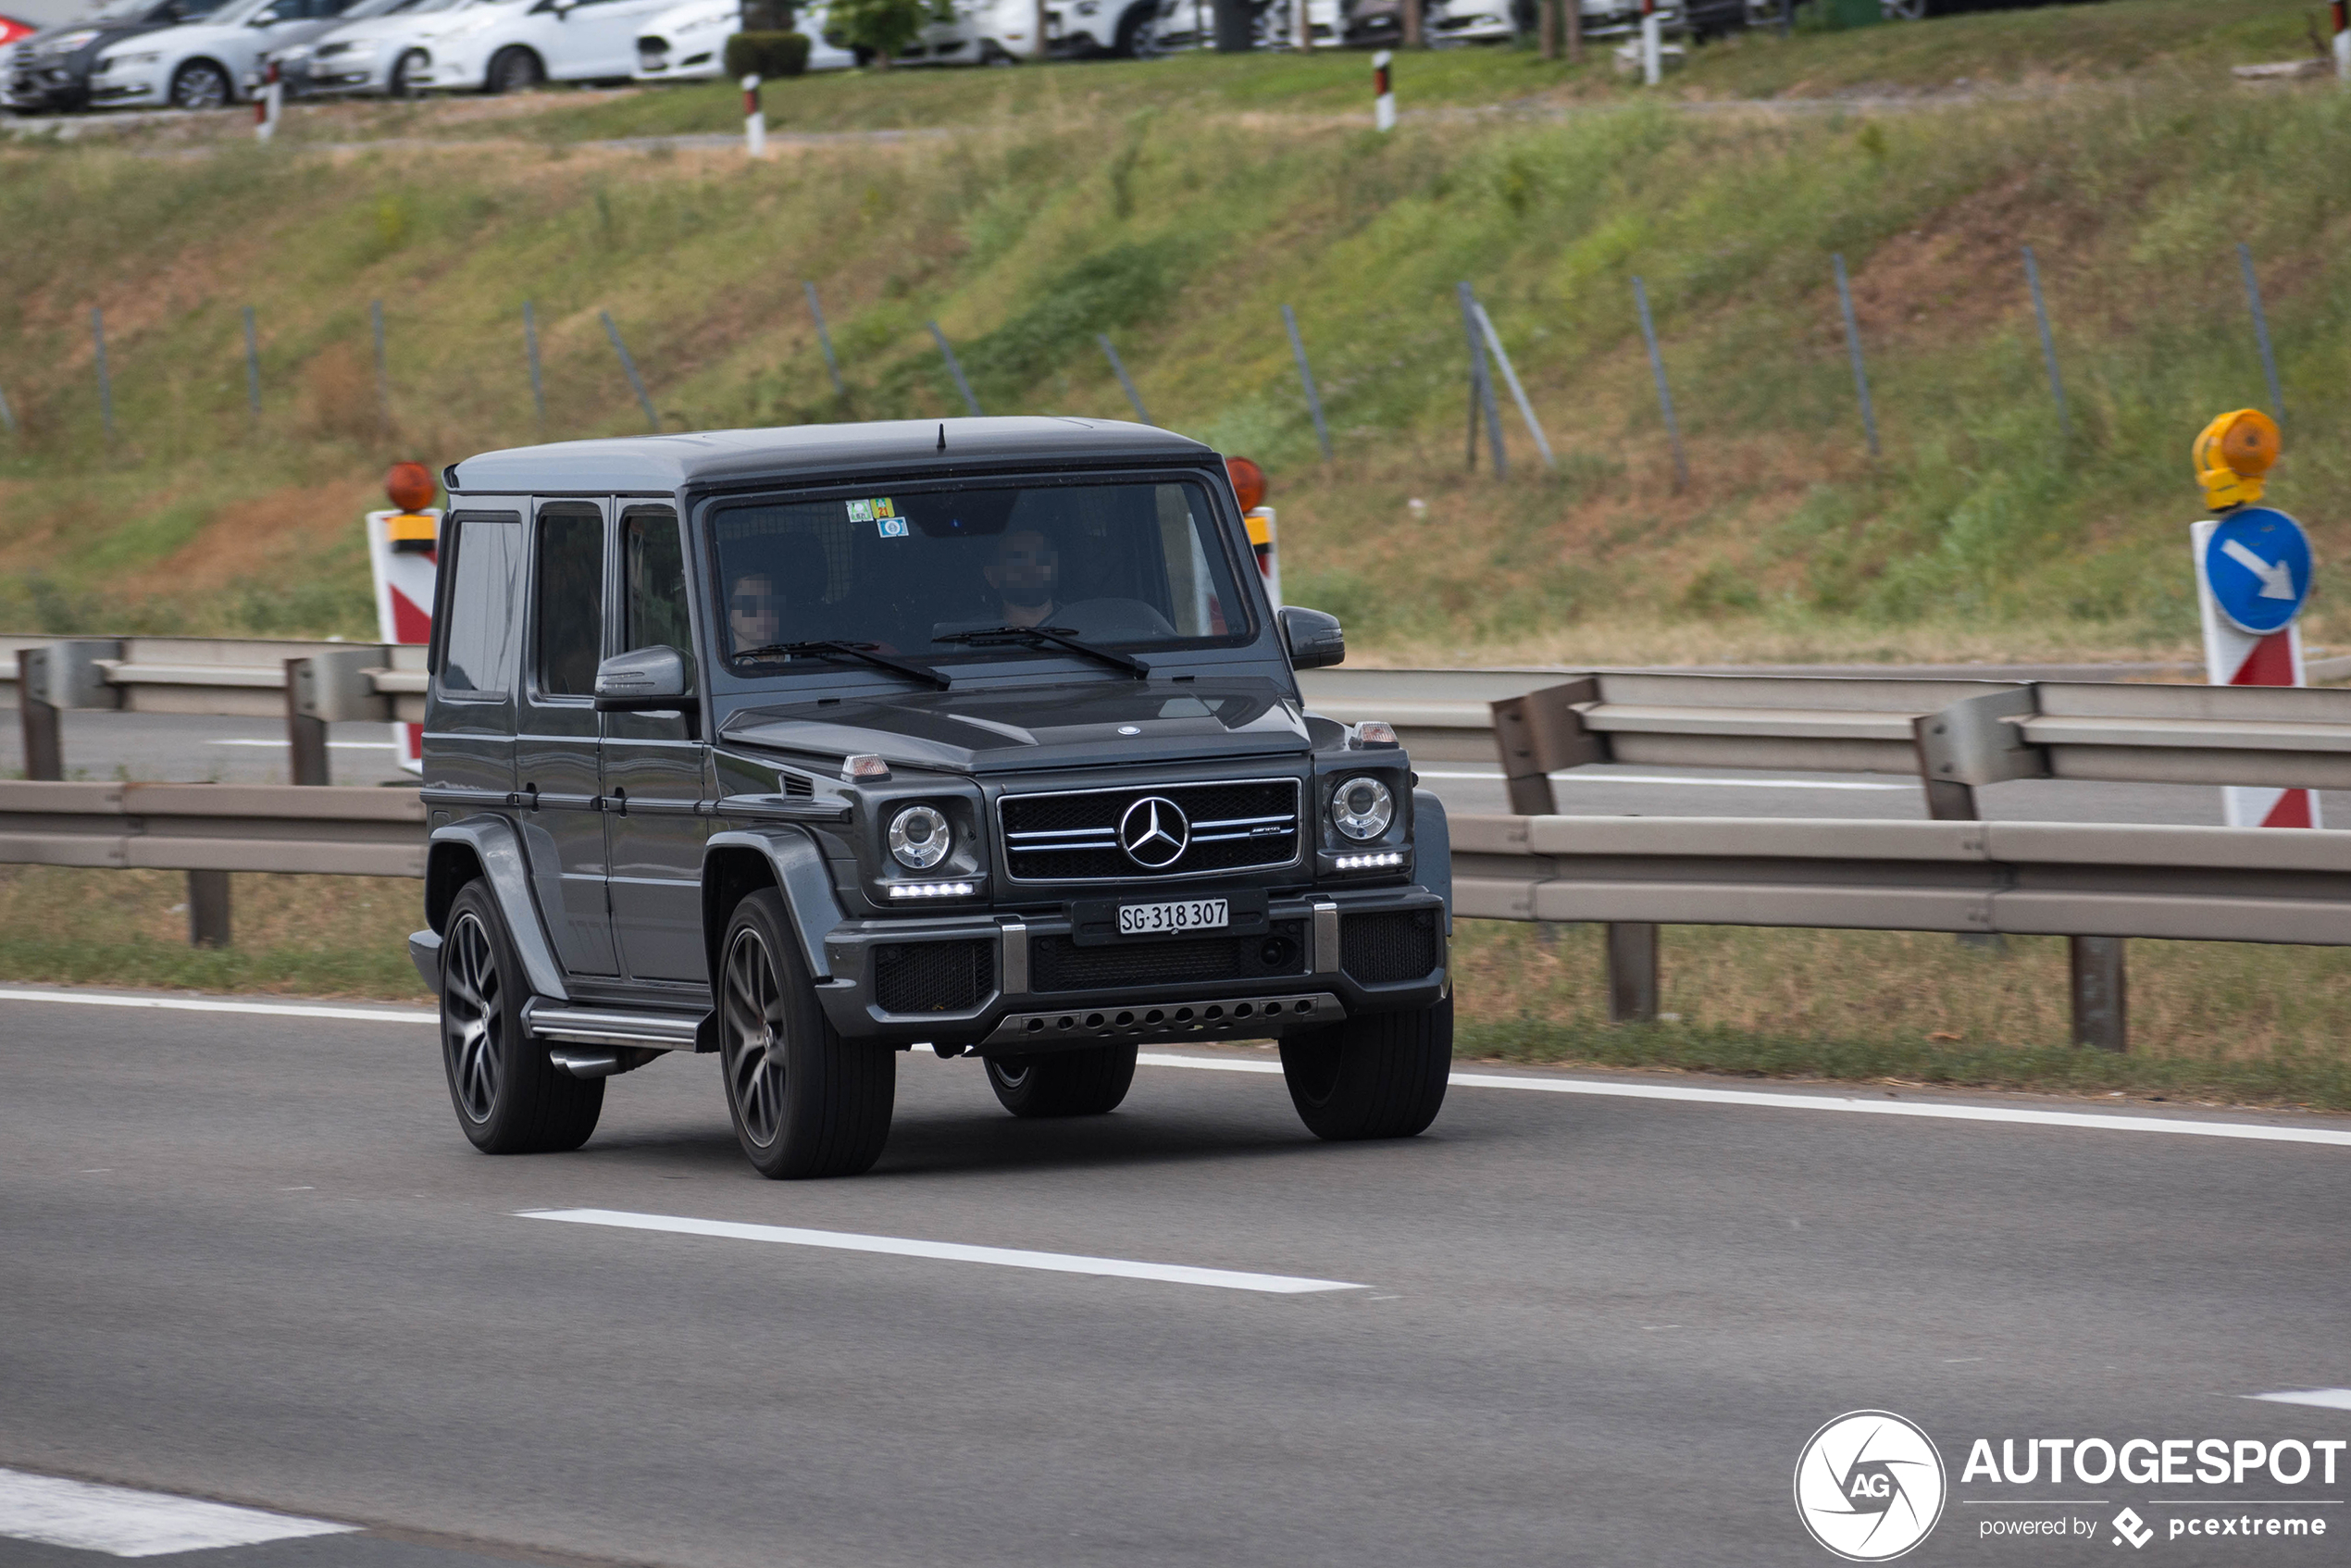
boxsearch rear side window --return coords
[438,516,523,697]
[535,504,604,698]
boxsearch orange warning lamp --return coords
[1225,455,1267,515]
[383,461,440,555]
[2193,409,2279,512]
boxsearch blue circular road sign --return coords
[2203,506,2312,636]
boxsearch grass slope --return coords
[1,0,2346,666]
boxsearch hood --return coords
[720,677,1312,775]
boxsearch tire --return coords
[168,59,231,110]
[719,889,895,1178]
[1114,4,1159,56]
[486,45,542,93]
[1278,999,1452,1141]
[440,880,603,1153]
[389,49,428,96]
[985,1043,1138,1118]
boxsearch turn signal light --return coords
[1225,454,1266,514]
[2194,409,2280,511]
[385,460,436,512]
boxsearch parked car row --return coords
[6,0,1746,114]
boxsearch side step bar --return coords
[523,1002,705,1078]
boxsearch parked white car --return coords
[424,0,674,93]
[278,0,479,94]
[85,0,361,106]
[631,0,853,80]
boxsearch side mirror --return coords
[1278,605,1344,670]
[593,645,691,711]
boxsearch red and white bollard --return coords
[2333,0,2349,86]
[2194,520,2318,827]
[1638,0,1661,85]
[742,73,765,158]
[1373,50,1394,131]
[254,59,281,142]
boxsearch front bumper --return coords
[85,67,163,103]
[5,62,88,110]
[812,883,1448,1053]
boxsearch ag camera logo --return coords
[1795,1411,1947,1562]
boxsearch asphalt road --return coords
[9,703,2346,824]
[4,989,2348,1568]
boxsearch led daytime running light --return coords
[1333,852,1405,870]
[887,880,975,899]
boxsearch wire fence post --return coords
[370,298,391,433]
[927,320,982,417]
[2021,245,2068,439]
[600,310,660,431]
[1630,276,1689,492]
[1455,282,1506,478]
[1832,254,1880,459]
[1096,334,1151,425]
[804,282,846,400]
[2238,242,2284,424]
[242,305,262,422]
[91,306,114,442]
[1280,305,1333,462]
[1472,299,1555,470]
[522,300,547,431]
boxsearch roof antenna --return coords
[937,422,946,451]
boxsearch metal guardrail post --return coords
[927,321,983,417]
[1911,687,2046,820]
[17,648,63,781]
[1607,922,1659,1024]
[2070,937,2127,1052]
[187,870,231,949]
[1489,679,1602,815]
[285,657,330,786]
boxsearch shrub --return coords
[722,30,812,80]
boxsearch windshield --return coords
[711,479,1253,672]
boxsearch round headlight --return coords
[888,804,952,869]
[1332,777,1394,841]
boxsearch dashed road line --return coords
[2250,1388,2351,1412]
[517,1207,1365,1295]
[0,1467,355,1559]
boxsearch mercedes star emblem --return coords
[1118,796,1190,869]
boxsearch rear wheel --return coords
[169,59,231,110]
[486,45,542,93]
[986,1043,1138,1117]
[719,889,896,1178]
[1278,999,1451,1141]
[441,880,603,1153]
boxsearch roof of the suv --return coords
[445,417,1217,496]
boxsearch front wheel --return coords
[440,880,603,1153]
[719,889,896,1178]
[1278,999,1451,1141]
[486,45,542,93]
[389,49,429,96]
[169,59,232,110]
[986,1043,1138,1117]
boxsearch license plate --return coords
[1118,898,1228,937]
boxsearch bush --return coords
[722,31,812,80]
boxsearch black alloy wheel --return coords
[439,880,603,1153]
[487,44,541,93]
[169,59,231,109]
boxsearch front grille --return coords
[1341,909,1441,985]
[875,940,993,1013]
[1031,920,1308,994]
[1000,778,1300,883]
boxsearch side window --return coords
[438,516,523,696]
[622,506,695,691]
[535,504,604,698]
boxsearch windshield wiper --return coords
[734,640,952,691]
[932,625,1151,678]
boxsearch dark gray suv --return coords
[411,417,1453,1178]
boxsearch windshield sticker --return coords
[877,516,908,538]
[846,498,874,522]
[848,497,903,536]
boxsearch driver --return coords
[728,569,782,651]
[984,528,1059,628]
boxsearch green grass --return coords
[4,2,2350,662]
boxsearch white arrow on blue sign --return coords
[2201,506,2311,636]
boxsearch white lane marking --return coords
[0,989,431,1024]
[517,1208,1364,1295]
[2250,1388,2351,1411]
[207,739,397,750]
[1413,769,1915,791]
[1136,1055,2351,1147]
[0,1468,356,1559]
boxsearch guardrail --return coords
[1300,666,2351,820]
[0,777,2338,1052]
[7,636,426,786]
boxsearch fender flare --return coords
[427,815,569,1002]
[703,826,846,984]
[1412,788,1452,935]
